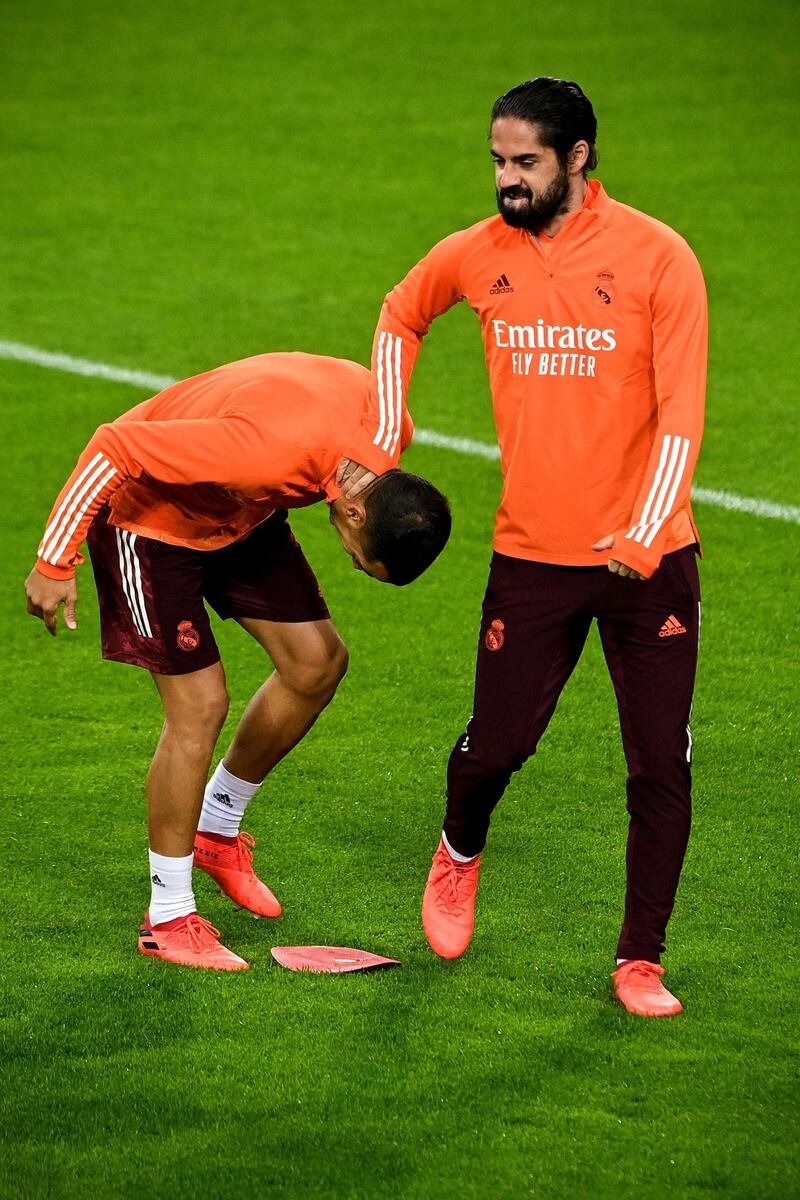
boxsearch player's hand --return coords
[25,567,78,635]
[336,458,378,499]
[591,535,647,581]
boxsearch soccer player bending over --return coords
[25,352,451,971]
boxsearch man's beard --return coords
[496,165,570,231]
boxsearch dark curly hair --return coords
[362,471,451,586]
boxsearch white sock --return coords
[197,760,261,838]
[442,830,478,864]
[616,958,629,965]
[148,850,196,926]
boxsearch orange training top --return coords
[35,352,413,580]
[352,181,707,578]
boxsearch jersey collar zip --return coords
[522,181,612,273]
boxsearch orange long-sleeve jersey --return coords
[36,352,413,581]
[354,181,707,577]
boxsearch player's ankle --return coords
[148,849,196,925]
[442,830,479,863]
[197,760,261,838]
[196,829,237,845]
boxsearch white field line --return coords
[0,340,177,392]
[2,338,799,527]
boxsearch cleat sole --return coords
[217,887,277,919]
[224,893,264,919]
[138,946,250,971]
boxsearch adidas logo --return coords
[659,614,687,638]
[151,873,165,887]
[490,273,514,294]
[213,791,233,807]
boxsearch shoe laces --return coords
[433,852,477,914]
[615,960,664,983]
[236,831,256,866]
[184,914,221,950]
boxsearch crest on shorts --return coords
[485,619,505,651]
[176,620,200,651]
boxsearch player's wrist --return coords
[35,558,76,582]
[610,533,657,578]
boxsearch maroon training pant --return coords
[444,546,701,963]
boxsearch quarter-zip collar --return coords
[521,180,614,268]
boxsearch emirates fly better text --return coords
[492,319,617,378]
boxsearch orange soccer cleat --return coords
[138,912,250,971]
[422,839,481,959]
[612,960,683,1017]
[193,830,282,918]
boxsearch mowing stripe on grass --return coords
[2,338,799,526]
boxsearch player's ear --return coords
[344,499,367,526]
[568,140,589,173]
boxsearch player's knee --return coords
[626,754,691,816]
[629,748,690,787]
[310,636,349,696]
[451,729,529,781]
[328,637,349,687]
[203,686,230,734]
[483,747,527,779]
[167,686,229,753]
[285,636,348,700]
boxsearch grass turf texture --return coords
[2,0,798,1196]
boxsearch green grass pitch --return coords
[1,1,798,1196]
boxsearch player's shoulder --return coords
[609,197,701,265]
[430,213,513,252]
[422,215,518,280]
[230,350,367,379]
[224,352,368,390]
[264,351,367,379]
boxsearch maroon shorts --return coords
[86,510,330,675]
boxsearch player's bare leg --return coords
[148,662,230,856]
[225,617,349,782]
[139,662,247,969]
[194,618,348,915]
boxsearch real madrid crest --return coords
[485,619,505,651]
[593,269,615,306]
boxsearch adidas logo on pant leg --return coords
[659,614,687,637]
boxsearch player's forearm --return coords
[36,435,126,577]
[612,248,707,576]
[614,428,703,576]
[348,241,463,473]
[615,373,706,575]
[34,416,208,578]
[341,312,422,473]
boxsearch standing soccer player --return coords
[339,78,707,1016]
[26,352,451,971]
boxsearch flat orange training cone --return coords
[271,946,400,974]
